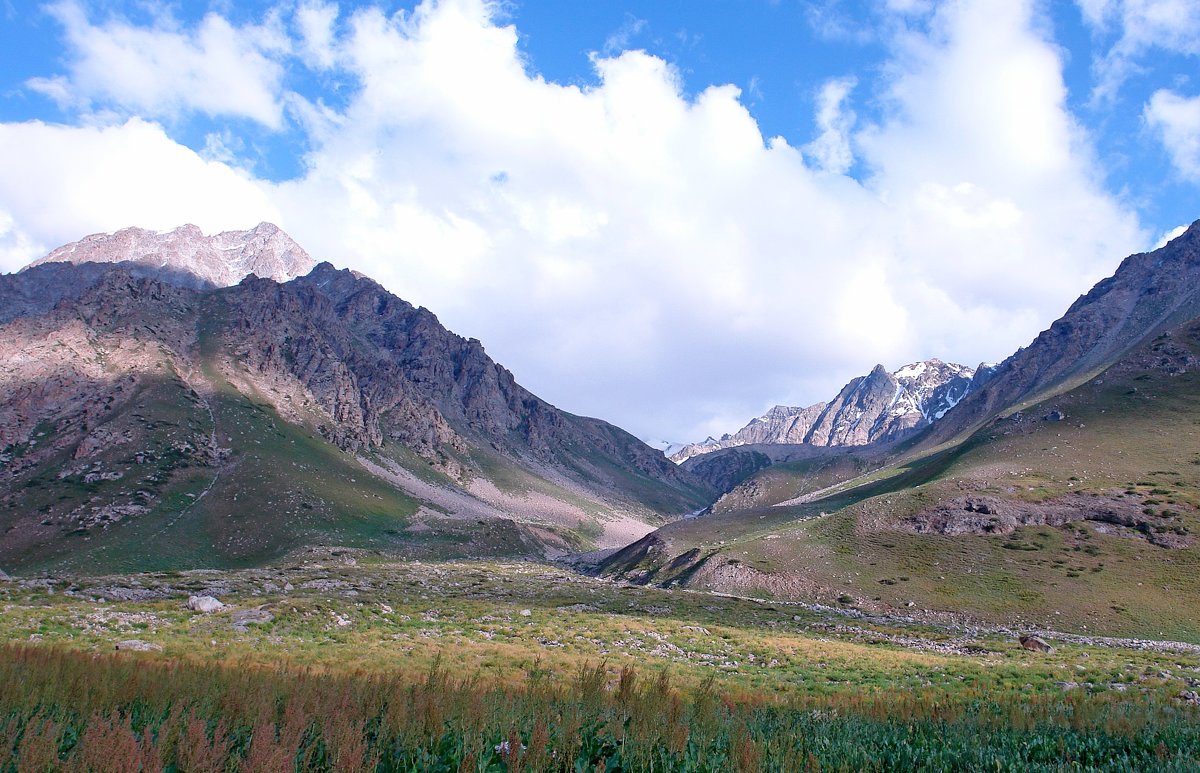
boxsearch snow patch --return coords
[894,361,927,380]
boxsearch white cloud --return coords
[0,0,1153,444]
[603,15,648,55]
[0,119,279,270]
[296,1,340,70]
[859,0,1144,319]
[29,0,291,128]
[1145,89,1200,179]
[1077,0,1200,101]
[804,76,858,173]
[1154,223,1189,248]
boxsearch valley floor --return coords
[2,553,1199,770]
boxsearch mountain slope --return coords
[0,229,710,574]
[922,220,1200,448]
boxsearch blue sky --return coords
[1,0,1198,443]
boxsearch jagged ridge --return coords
[27,223,315,289]
[672,359,995,462]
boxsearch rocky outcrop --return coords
[903,493,1194,548]
[673,359,991,462]
[27,222,314,289]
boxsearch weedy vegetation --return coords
[1,560,1199,771]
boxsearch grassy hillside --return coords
[604,320,1200,641]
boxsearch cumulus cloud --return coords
[858,0,1144,319]
[27,0,292,127]
[0,0,1153,443]
[1145,89,1200,179]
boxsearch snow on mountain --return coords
[669,359,995,463]
[647,440,689,457]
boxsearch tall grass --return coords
[0,644,1197,771]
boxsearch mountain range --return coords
[5,218,1200,641]
[671,359,995,462]
[0,225,709,573]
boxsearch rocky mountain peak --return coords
[671,358,989,462]
[25,222,315,289]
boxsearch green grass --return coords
[2,560,1199,771]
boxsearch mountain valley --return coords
[3,220,1200,640]
[2,222,1200,770]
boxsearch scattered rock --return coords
[94,586,164,602]
[187,595,224,613]
[519,608,532,617]
[1020,635,1055,653]
[115,640,162,652]
[301,579,350,591]
[1181,690,1200,706]
[1044,410,1066,422]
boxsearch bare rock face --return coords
[672,359,989,462]
[26,222,314,289]
[683,448,774,496]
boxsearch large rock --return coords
[187,595,225,613]
[1019,635,1055,653]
